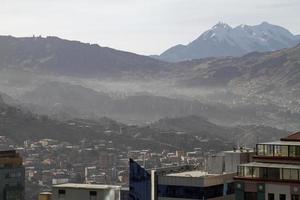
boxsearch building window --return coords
[245,192,257,200]
[266,145,274,156]
[268,168,280,180]
[90,191,97,200]
[289,146,300,157]
[226,183,235,195]
[238,166,244,177]
[268,193,275,200]
[157,184,224,199]
[291,169,299,180]
[274,146,288,157]
[292,195,299,200]
[257,145,265,155]
[253,167,260,178]
[58,189,66,200]
[244,167,253,177]
[280,194,286,200]
[283,169,291,180]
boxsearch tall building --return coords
[235,132,300,200]
[0,150,25,200]
[129,159,151,200]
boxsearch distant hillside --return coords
[0,92,17,105]
[176,44,300,93]
[0,36,169,78]
[0,95,183,150]
[20,81,112,119]
[156,22,300,62]
[18,81,287,126]
[0,94,289,150]
[150,115,287,146]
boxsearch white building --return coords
[52,183,121,200]
[207,148,254,174]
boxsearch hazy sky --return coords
[1,0,300,55]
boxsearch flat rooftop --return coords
[240,162,300,170]
[166,170,231,177]
[167,170,207,177]
[223,149,254,154]
[39,192,52,195]
[53,183,121,190]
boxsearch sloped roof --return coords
[281,132,300,142]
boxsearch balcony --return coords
[235,162,300,182]
[255,142,300,160]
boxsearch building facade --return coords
[235,132,300,200]
[0,150,25,200]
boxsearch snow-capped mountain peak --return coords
[157,22,300,62]
[212,22,232,30]
[200,22,233,41]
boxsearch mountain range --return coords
[0,36,169,78]
[0,22,300,131]
[155,22,300,62]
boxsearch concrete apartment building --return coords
[0,150,25,200]
[235,132,300,200]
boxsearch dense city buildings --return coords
[0,150,25,200]
[3,132,300,200]
[235,132,300,200]
[0,135,216,199]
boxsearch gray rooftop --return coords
[53,183,121,190]
[166,170,208,177]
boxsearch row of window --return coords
[244,192,298,200]
[157,183,234,199]
[268,193,299,200]
[238,166,300,181]
[5,172,23,179]
[257,144,300,157]
[58,190,97,200]
[268,193,286,200]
